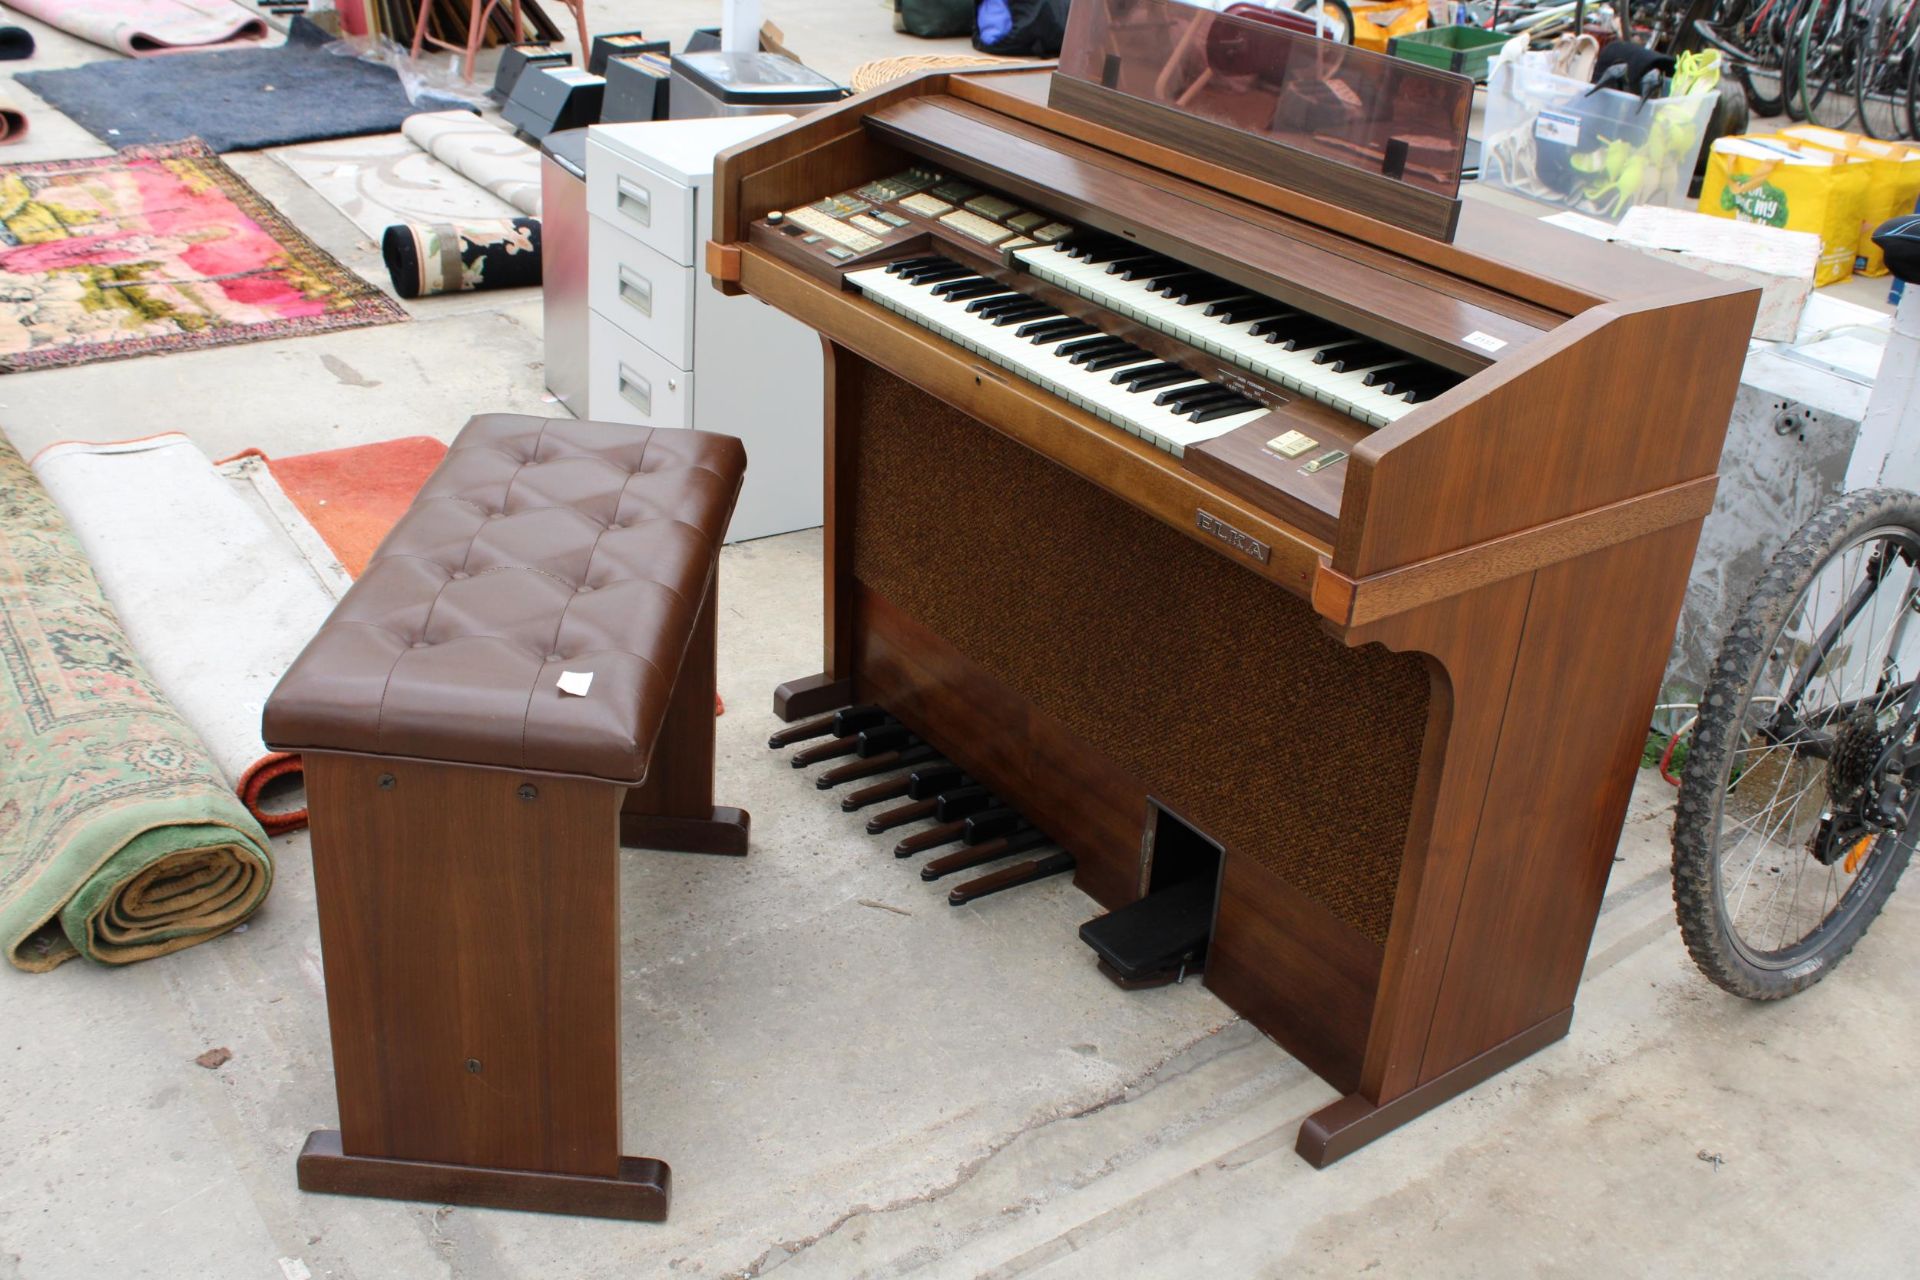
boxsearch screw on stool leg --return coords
[377,774,396,790]
[518,784,538,801]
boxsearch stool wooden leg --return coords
[298,753,669,1220]
[621,573,752,856]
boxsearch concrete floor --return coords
[1,4,1918,1278]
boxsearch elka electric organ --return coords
[705,0,1755,1166]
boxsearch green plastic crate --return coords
[1387,25,1508,81]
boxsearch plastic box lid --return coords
[670,51,843,105]
[586,115,797,185]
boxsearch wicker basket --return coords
[848,53,1048,94]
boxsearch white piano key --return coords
[1014,245,1421,428]
[851,265,1267,458]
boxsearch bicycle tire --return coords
[1909,24,1920,135]
[1734,0,1795,113]
[1854,0,1900,137]
[1673,488,1920,1000]
[1796,0,1857,126]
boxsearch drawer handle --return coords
[616,265,653,317]
[615,176,652,227]
[617,364,652,416]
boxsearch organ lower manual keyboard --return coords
[700,3,1755,1168]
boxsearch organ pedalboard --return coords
[770,703,1211,979]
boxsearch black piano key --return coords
[1328,349,1403,374]
[1312,339,1395,370]
[903,264,974,285]
[896,256,961,276]
[1112,257,1178,281]
[974,295,1045,319]
[1071,236,1131,263]
[1268,320,1348,351]
[1401,373,1463,404]
[1208,297,1291,324]
[1066,339,1135,365]
[1102,253,1162,275]
[1171,388,1246,416]
[1247,312,1315,341]
[934,283,1010,305]
[1018,317,1094,342]
[1380,367,1451,398]
[1111,361,1181,387]
[887,255,950,275]
[1153,382,1226,411]
[988,303,1059,326]
[1169,277,1245,306]
[1362,360,1425,388]
[1188,397,1266,423]
[1117,365,1198,393]
[965,291,1028,315]
[1082,348,1155,371]
[1144,270,1211,295]
[1055,334,1124,359]
[928,276,994,299]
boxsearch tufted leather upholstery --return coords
[263,414,745,784]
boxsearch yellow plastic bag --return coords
[1698,135,1871,286]
[1775,125,1920,277]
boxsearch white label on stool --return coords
[558,671,594,697]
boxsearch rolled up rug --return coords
[381,217,542,299]
[401,111,544,216]
[0,435,272,972]
[0,15,34,60]
[31,435,341,835]
[0,86,25,144]
[6,0,266,56]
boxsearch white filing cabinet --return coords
[583,116,824,542]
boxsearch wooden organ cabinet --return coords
[701,9,1755,1166]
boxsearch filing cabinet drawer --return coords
[587,216,694,367]
[585,139,696,265]
[587,312,692,428]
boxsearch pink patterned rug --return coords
[0,141,405,375]
[6,0,267,57]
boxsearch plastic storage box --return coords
[667,51,844,120]
[1478,57,1717,222]
[1387,25,1507,80]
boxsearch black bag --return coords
[894,0,974,38]
[973,0,1069,56]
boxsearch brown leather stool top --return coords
[264,413,745,782]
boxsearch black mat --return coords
[16,18,470,152]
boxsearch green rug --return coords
[0,436,272,971]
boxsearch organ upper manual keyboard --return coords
[700,4,1755,1167]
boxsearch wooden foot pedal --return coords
[816,743,936,788]
[948,851,1076,905]
[866,797,939,833]
[298,1131,670,1222]
[768,711,842,749]
[894,819,968,857]
[921,826,1047,881]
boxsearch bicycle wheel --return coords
[1674,489,1920,1000]
[1910,31,1920,134]
[1734,0,1795,113]
[1797,0,1860,127]
[1854,0,1913,137]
